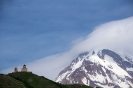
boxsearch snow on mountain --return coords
[55,49,133,88]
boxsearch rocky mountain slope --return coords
[55,49,133,88]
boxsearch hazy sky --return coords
[0,0,133,80]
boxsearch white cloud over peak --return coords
[1,16,133,80]
[71,16,133,54]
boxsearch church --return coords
[14,64,29,72]
[21,64,27,72]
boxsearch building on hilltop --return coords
[13,64,31,73]
[21,64,27,72]
[14,67,18,72]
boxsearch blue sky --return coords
[0,0,133,71]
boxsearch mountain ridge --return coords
[55,49,133,88]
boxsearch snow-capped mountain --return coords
[55,49,133,88]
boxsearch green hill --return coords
[0,74,27,88]
[0,72,93,88]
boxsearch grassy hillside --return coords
[0,74,27,88]
[0,72,93,88]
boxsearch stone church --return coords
[14,64,28,72]
[21,64,27,72]
[14,67,18,72]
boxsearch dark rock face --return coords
[101,49,133,78]
[55,49,133,88]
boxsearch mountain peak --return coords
[55,49,133,88]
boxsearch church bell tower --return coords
[21,64,27,72]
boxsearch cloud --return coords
[1,16,133,81]
[71,16,133,54]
